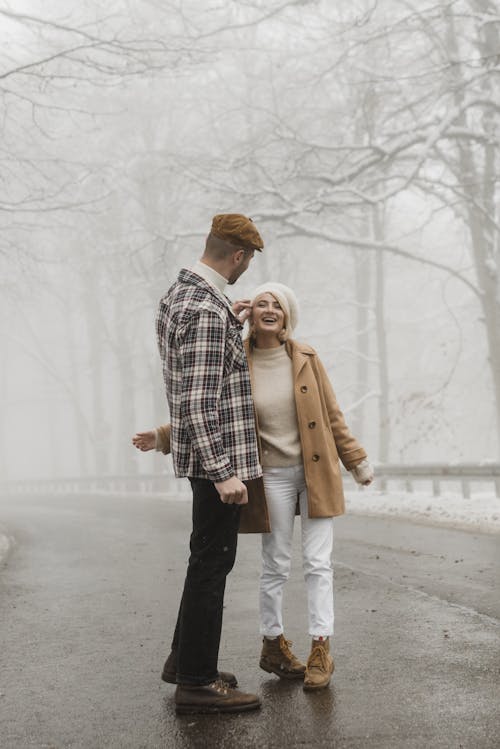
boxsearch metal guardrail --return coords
[373,463,500,499]
[0,465,499,498]
[0,474,185,496]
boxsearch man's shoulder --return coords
[158,269,228,323]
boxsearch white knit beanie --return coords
[251,282,299,332]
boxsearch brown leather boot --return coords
[175,679,261,714]
[259,635,306,679]
[161,650,237,687]
[303,637,334,691]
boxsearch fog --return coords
[1,0,499,482]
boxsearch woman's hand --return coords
[351,459,374,486]
[132,430,156,451]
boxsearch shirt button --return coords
[312,454,320,462]
[300,385,308,393]
[308,421,316,429]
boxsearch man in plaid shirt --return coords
[156,214,264,714]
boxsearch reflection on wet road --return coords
[1,494,499,748]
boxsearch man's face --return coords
[227,248,255,285]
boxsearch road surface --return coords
[0,492,499,748]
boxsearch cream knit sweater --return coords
[251,345,302,467]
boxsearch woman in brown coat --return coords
[133,282,373,691]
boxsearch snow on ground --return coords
[345,489,500,535]
[159,479,500,535]
[0,526,11,564]
[133,474,500,534]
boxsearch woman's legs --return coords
[259,466,298,636]
[260,463,335,637]
[296,467,334,638]
[295,466,335,689]
[259,465,306,679]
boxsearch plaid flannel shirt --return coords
[156,268,262,483]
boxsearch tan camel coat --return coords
[156,338,367,533]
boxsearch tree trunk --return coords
[444,3,500,455]
[350,249,371,440]
[113,289,138,476]
[82,272,109,475]
[0,333,7,480]
[373,205,390,464]
[64,301,90,476]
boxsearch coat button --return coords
[312,454,320,462]
[308,421,316,429]
[300,385,308,393]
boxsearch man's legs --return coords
[170,478,240,686]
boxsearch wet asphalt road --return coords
[0,492,499,749]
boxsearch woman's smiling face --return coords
[251,293,285,339]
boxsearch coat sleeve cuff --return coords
[341,447,368,470]
[155,425,171,454]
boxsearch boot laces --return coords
[211,678,230,695]
[308,644,329,672]
[279,637,295,662]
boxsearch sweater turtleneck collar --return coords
[191,260,227,295]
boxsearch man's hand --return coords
[215,476,248,505]
[231,299,252,323]
[132,430,156,451]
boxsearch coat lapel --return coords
[286,339,312,380]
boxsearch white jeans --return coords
[259,464,334,638]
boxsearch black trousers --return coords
[170,478,241,685]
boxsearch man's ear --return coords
[233,248,245,265]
